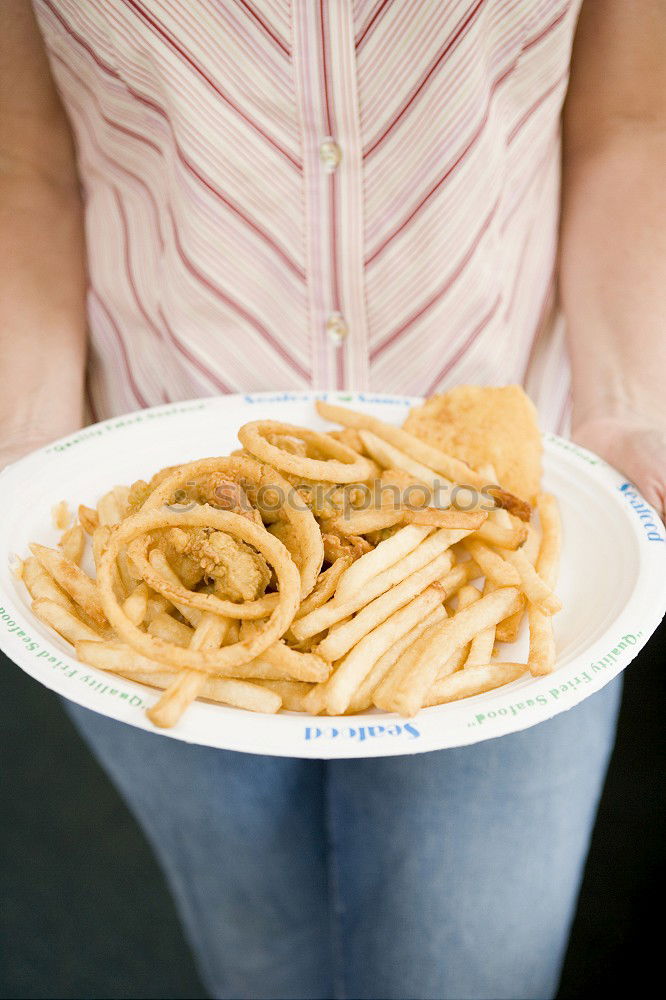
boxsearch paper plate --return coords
[1,391,665,758]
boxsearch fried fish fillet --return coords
[404,385,542,503]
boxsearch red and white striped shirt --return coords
[35,0,580,432]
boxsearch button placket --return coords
[292,1,369,390]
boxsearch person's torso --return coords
[35,0,580,430]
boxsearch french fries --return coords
[22,556,77,612]
[148,611,233,727]
[326,505,485,535]
[528,493,562,675]
[30,543,106,628]
[425,662,528,706]
[347,604,447,713]
[464,581,496,668]
[78,504,99,535]
[502,548,561,615]
[122,583,151,626]
[316,550,454,661]
[461,538,520,588]
[305,584,449,716]
[494,522,541,642]
[381,588,523,716]
[147,670,208,728]
[118,667,282,717]
[475,518,527,550]
[32,598,103,644]
[372,582,480,711]
[51,500,70,531]
[147,612,195,646]
[252,642,331,682]
[97,486,130,526]
[24,395,562,728]
[293,555,353,619]
[334,525,431,602]
[254,679,314,712]
[292,528,468,642]
[59,523,85,565]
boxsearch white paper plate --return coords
[1,391,665,758]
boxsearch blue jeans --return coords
[66,678,621,1000]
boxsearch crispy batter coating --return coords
[265,433,309,457]
[167,527,271,603]
[195,475,263,524]
[127,466,182,515]
[126,479,151,516]
[321,530,373,565]
[404,384,542,503]
[267,520,306,571]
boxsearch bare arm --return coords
[0,0,87,468]
[561,0,666,515]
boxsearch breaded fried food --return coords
[166,526,271,602]
[404,385,542,503]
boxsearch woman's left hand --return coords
[572,416,666,522]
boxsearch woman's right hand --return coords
[0,403,84,473]
[0,426,77,473]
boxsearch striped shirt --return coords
[34,0,580,432]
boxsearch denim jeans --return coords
[65,678,621,1000]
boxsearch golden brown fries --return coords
[51,500,71,531]
[23,393,561,727]
[30,543,106,628]
[292,528,467,643]
[304,584,450,716]
[493,521,541,642]
[464,580,497,668]
[528,493,562,675]
[125,668,282,716]
[78,505,99,535]
[59,524,85,565]
[378,587,523,716]
[32,598,103,644]
[347,604,448,714]
[316,550,455,662]
[22,556,78,612]
[122,582,151,626]
[425,662,528,706]
[292,556,353,620]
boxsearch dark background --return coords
[1,623,663,1000]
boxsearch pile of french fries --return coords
[19,399,561,728]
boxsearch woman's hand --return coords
[561,3,666,526]
[572,416,666,521]
[0,416,82,473]
[0,435,52,472]
[0,388,84,471]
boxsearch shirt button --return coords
[319,137,342,172]
[326,312,349,344]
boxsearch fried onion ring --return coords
[97,506,300,674]
[136,455,323,599]
[237,420,374,484]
